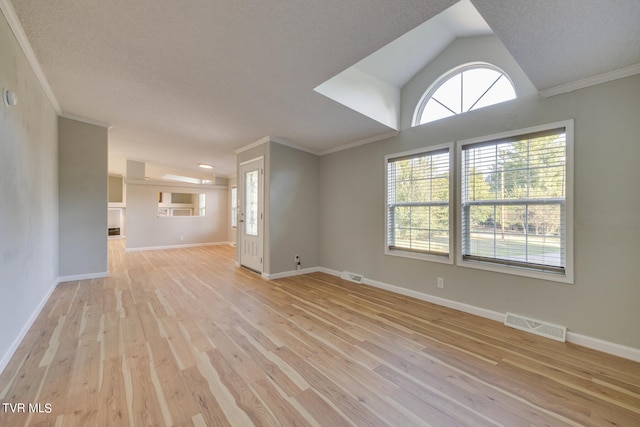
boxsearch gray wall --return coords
[126,183,228,249]
[269,143,320,273]
[319,47,640,348]
[108,175,124,203]
[236,141,320,275]
[58,117,109,277]
[0,12,59,369]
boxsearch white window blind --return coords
[461,127,567,274]
[387,147,450,257]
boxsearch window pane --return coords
[245,170,259,236]
[420,99,455,126]
[462,68,502,112]
[395,206,411,229]
[231,187,238,227]
[431,73,461,114]
[431,176,449,202]
[469,75,515,110]
[430,205,450,253]
[199,194,206,216]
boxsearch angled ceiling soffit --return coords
[314,0,492,130]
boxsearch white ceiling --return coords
[6,0,640,178]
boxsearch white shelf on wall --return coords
[108,207,125,236]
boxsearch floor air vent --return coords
[341,271,364,284]
[504,312,567,342]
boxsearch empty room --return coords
[1,0,639,425]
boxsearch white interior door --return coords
[239,157,264,272]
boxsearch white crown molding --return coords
[236,131,400,158]
[269,137,321,156]
[60,112,111,129]
[235,135,321,156]
[0,0,61,114]
[540,62,640,98]
[319,130,399,156]
[235,136,272,154]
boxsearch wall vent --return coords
[341,271,364,284]
[505,312,567,342]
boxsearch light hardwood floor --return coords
[1,239,639,426]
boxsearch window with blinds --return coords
[386,144,452,262]
[459,122,572,278]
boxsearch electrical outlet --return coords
[437,277,444,288]
[295,255,301,270]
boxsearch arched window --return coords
[414,63,516,126]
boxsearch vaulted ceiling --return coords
[5,0,640,177]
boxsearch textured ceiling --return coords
[354,0,492,88]
[7,0,640,177]
[472,0,640,90]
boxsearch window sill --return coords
[456,257,573,284]
[385,248,453,265]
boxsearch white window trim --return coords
[455,120,574,283]
[385,142,454,265]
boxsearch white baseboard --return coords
[58,271,109,283]
[294,267,501,323]
[566,332,640,362]
[307,267,640,362]
[262,267,321,280]
[0,277,59,375]
[126,242,233,252]
[364,275,505,323]
[3,263,637,381]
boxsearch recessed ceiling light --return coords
[198,163,214,169]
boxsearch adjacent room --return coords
[1,0,639,425]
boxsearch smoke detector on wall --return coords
[3,88,18,107]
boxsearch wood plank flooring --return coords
[1,239,639,426]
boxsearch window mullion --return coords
[460,70,464,115]
[467,74,503,112]
[431,96,458,116]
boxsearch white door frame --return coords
[239,157,264,273]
